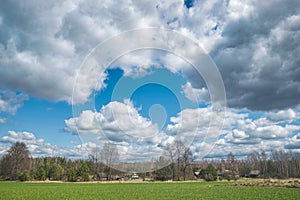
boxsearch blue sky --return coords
[98,68,197,124]
[0,98,77,147]
[1,0,300,164]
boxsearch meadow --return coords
[0,181,299,200]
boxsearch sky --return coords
[1,0,300,168]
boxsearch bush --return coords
[204,174,215,181]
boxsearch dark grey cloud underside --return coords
[210,0,300,110]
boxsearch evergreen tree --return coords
[78,162,90,181]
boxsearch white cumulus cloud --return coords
[0,130,88,158]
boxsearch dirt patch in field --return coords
[219,178,300,188]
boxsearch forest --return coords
[0,142,300,182]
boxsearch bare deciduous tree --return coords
[1,142,30,180]
[165,142,176,181]
[165,141,192,181]
[101,143,119,180]
[89,146,101,179]
[182,146,192,181]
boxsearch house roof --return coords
[249,170,260,175]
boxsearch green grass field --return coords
[0,181,299,200]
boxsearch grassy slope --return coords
[0,181,299,200]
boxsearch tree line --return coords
[0,142,300,182]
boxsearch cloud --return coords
[166,106,230,156]
[65,99,174,162]
[64,110,101,135]
[182,82,209,103]
[0,130,87,158]
[285,133,300,149]
[225,111,300,141]
[1,0,300,161]
[72,103,297,160]
[110,50,163,78]
[2,107,299,161]
[1,0,300,110]
[207,139,286,159]
[66,99,162,142]
[0,1,78,103]
[67,103,230,160]
[0,90,28,115]
[266,109,297,122]
[167,106,247,138]
[167,107,220,138]
[207,108,300,158]
[209,1,300,110]
[153,0,300,110]
[157,107,300,159]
